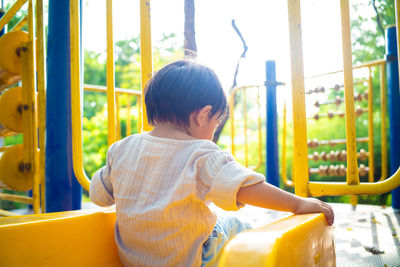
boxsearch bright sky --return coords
[82,0,362,90]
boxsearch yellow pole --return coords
[287,0,309,197]
[10,15,27,32]
[367,67,374,183]
[126,95,131,136]
[137,95,142,133]
[70,0,90,191]
[106,0,116,145]
[256,87,262,169]
[36,0,46,213]
[281,98,293,187]
[140,0,153,132]
[0,0,27,32]
[28,0,40,214]
[243,89,248,167]
[116,93,121,140]
[308,165,400,196]
[379,63,387,181]
[340,0,359,185]
[230,91,236,157]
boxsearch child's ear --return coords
[194,105,212,127]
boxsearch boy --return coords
[90,59,334,266]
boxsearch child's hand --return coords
[294,198,334,226]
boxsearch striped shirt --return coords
[90,133,265,266]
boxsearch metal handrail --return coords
[230,85,263,170]
[0,0,27,32]
[287,0,400,197]
[70,0,152,191]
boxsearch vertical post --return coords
[287,0,309,197]
[340,0,359,184]
[46,0,82,212]
[140,0,152,131]
[106,0,116,145]
[266,61,279,187]
[386,26,400,209]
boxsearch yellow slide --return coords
[0,208,334,266]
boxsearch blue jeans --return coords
[201,216,252,267]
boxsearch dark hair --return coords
[144,59,227,127]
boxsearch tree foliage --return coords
[82,34,184,177]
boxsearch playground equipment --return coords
[229,84,263,170]
[281,59,388,191]
[0,0,45,214]
[1,0,400,266]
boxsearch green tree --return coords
[82,34,184,178]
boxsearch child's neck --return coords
[148,122,197,140]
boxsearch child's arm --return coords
[236,182,334,226]
[89,144,116,207]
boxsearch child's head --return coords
[144,59,227,128]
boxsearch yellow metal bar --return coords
[140,0,153,131]
[27,0,40,214]
[0,145,12,152]
[0,193,33,204]
[367,67,374,183]
[0,209,19,217]
[379,63,387,181]
[116,93,121,140]
[243,89,248,167]
[308,165,400,196]
[0,0,27,32]
[10,15,27,32]
[340,0,359,185]
[21,46,33,182]
[36,0,46,213]
[126,95,131,136]
[287,0,309,197]
[84,84,141,95]
[230,91,236,157]
[306,59,386,79]
[281,98,293,187]
[70,0,90,191]
[106,0,116,146]
[229,85,263,169]
[137,95,142,133]
[255,87,262,170]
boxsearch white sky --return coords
[82,0,363,90]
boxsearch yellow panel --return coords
[0,31,28,90]
[0,86,23,133]
[0,207,123,267]
[218,213,335,267]
[0,144,32,191]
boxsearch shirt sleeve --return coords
[90,143,116,206]
[200,150,265,211]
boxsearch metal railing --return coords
[70,0,152,191]
[281,59,388,188]
[0,0,46,214]
[286,0,400,197]
[229,85,263,170]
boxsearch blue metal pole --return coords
[386,26,400,210]
[46,0,82,212]
[266,60,280,187]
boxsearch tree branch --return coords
[213,19,248,143]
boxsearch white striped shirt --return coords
[90,133,264,266]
